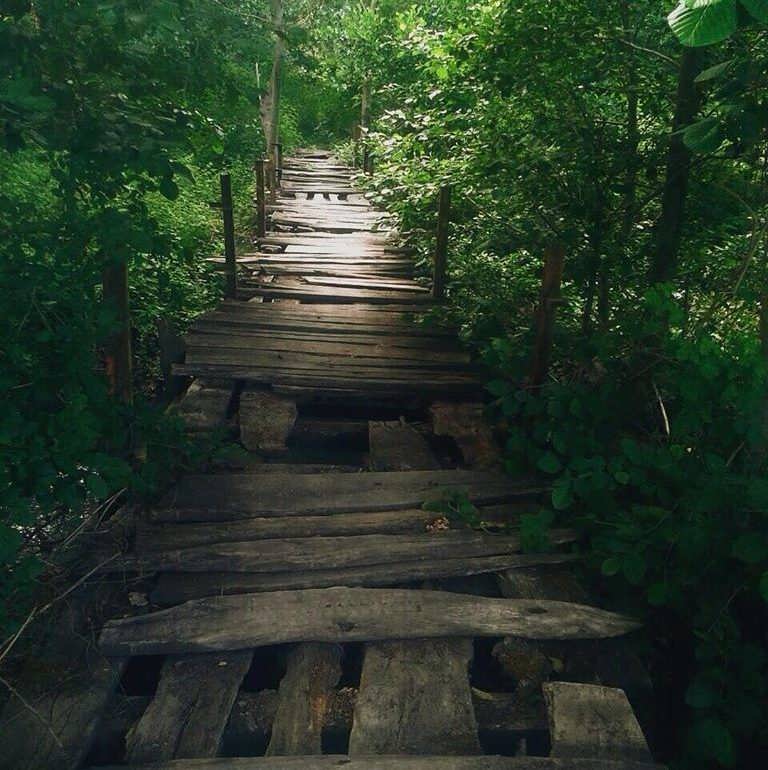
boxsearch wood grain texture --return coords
[543,682,652,763]
[87,755,665,770]
[149,553,578,605]
[266,643,342,756]
[154,469,542,522]
[126,651,252,762]
[100,587,640,656]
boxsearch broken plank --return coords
[149,553,578,605]
[543,682,653,763]
[266,643,342,756]
[99,586,641,656]
[88,755,665,770]
[349,638,481,755]
[126,651,252,762]
[368,421,441,471]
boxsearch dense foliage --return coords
[2,1,767,767]
[0,0,338,634]
[311,1,768,767]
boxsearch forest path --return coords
[1,152,658,770]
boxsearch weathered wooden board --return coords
[126,651,252,762]
[138,509,440,550]
[149,553,578,605]
[543,682,653,763]
[99,587,640,656]
[154,470,542,521]
[266,643,342,756]
[88,755,665,769]
[350,638,481,755]
[137,531,563,574]
[368,421,442,471]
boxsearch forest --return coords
[1,1,768,768]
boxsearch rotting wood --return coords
[544,682,653,763]
[149,553,578,605]
[154,469,543,521]
[350,638,481,755]
[136,530,577,574]
[99,586,640,656]
[126,650,252,762]
[175,380,234,433]
[238,389,297,452]
[87,755,666,770]
[266,643,342,756]
[368,421,441,471]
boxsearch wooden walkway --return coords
[0,151,659,770]
[178,152,479,402]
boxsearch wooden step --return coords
[87,755,665,769]
[99,586,640,656]
[153,470,543,522]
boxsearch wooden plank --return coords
[185,337,471,366]
[99,586,641,656]
[126,651,252,762]
[266,643,342,756]
[149,553,579,605]
[353,417,478,755]
[88,754,665,770]
[138,530,574,574]
[543,682,653,763]
[368,421,441,471]
[154,470,543,521]
[239,284,435,304]
[350,638,481,755]
[138,509,445,550]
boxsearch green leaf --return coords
[689,717,735,766]
[686,678,718,708]
[158,176,179,200]
[622,551,647,585]
[601,556,621,576]
[552,479,574,510]
[537,451,562,474]
[731,534,767,564]
[647,582,668,606]
[86,473,109,500]
[694,59,734,82]
[760,572,768,602]
[683,117,725,153]
[741,0,768,22]
[668,0,738,46]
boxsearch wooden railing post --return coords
[432,185,452,300]
[255,158,267,239]
[102,259,133,404]
[273,141,283,188]
[220,172,237,299]
[529,243,566,388]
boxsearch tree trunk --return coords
[649,47,701,285]
[260,0,284,188]
[102,259,133,404]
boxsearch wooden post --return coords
[255,158,267,239]
[273,142,283,188]
[102,259,133,404]
[529,243,566,388]
[432,185,452,300]
[360,81,371,174]
[220,173,237,299]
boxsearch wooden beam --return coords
[102,258,133,403]
[99,586,640,656]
